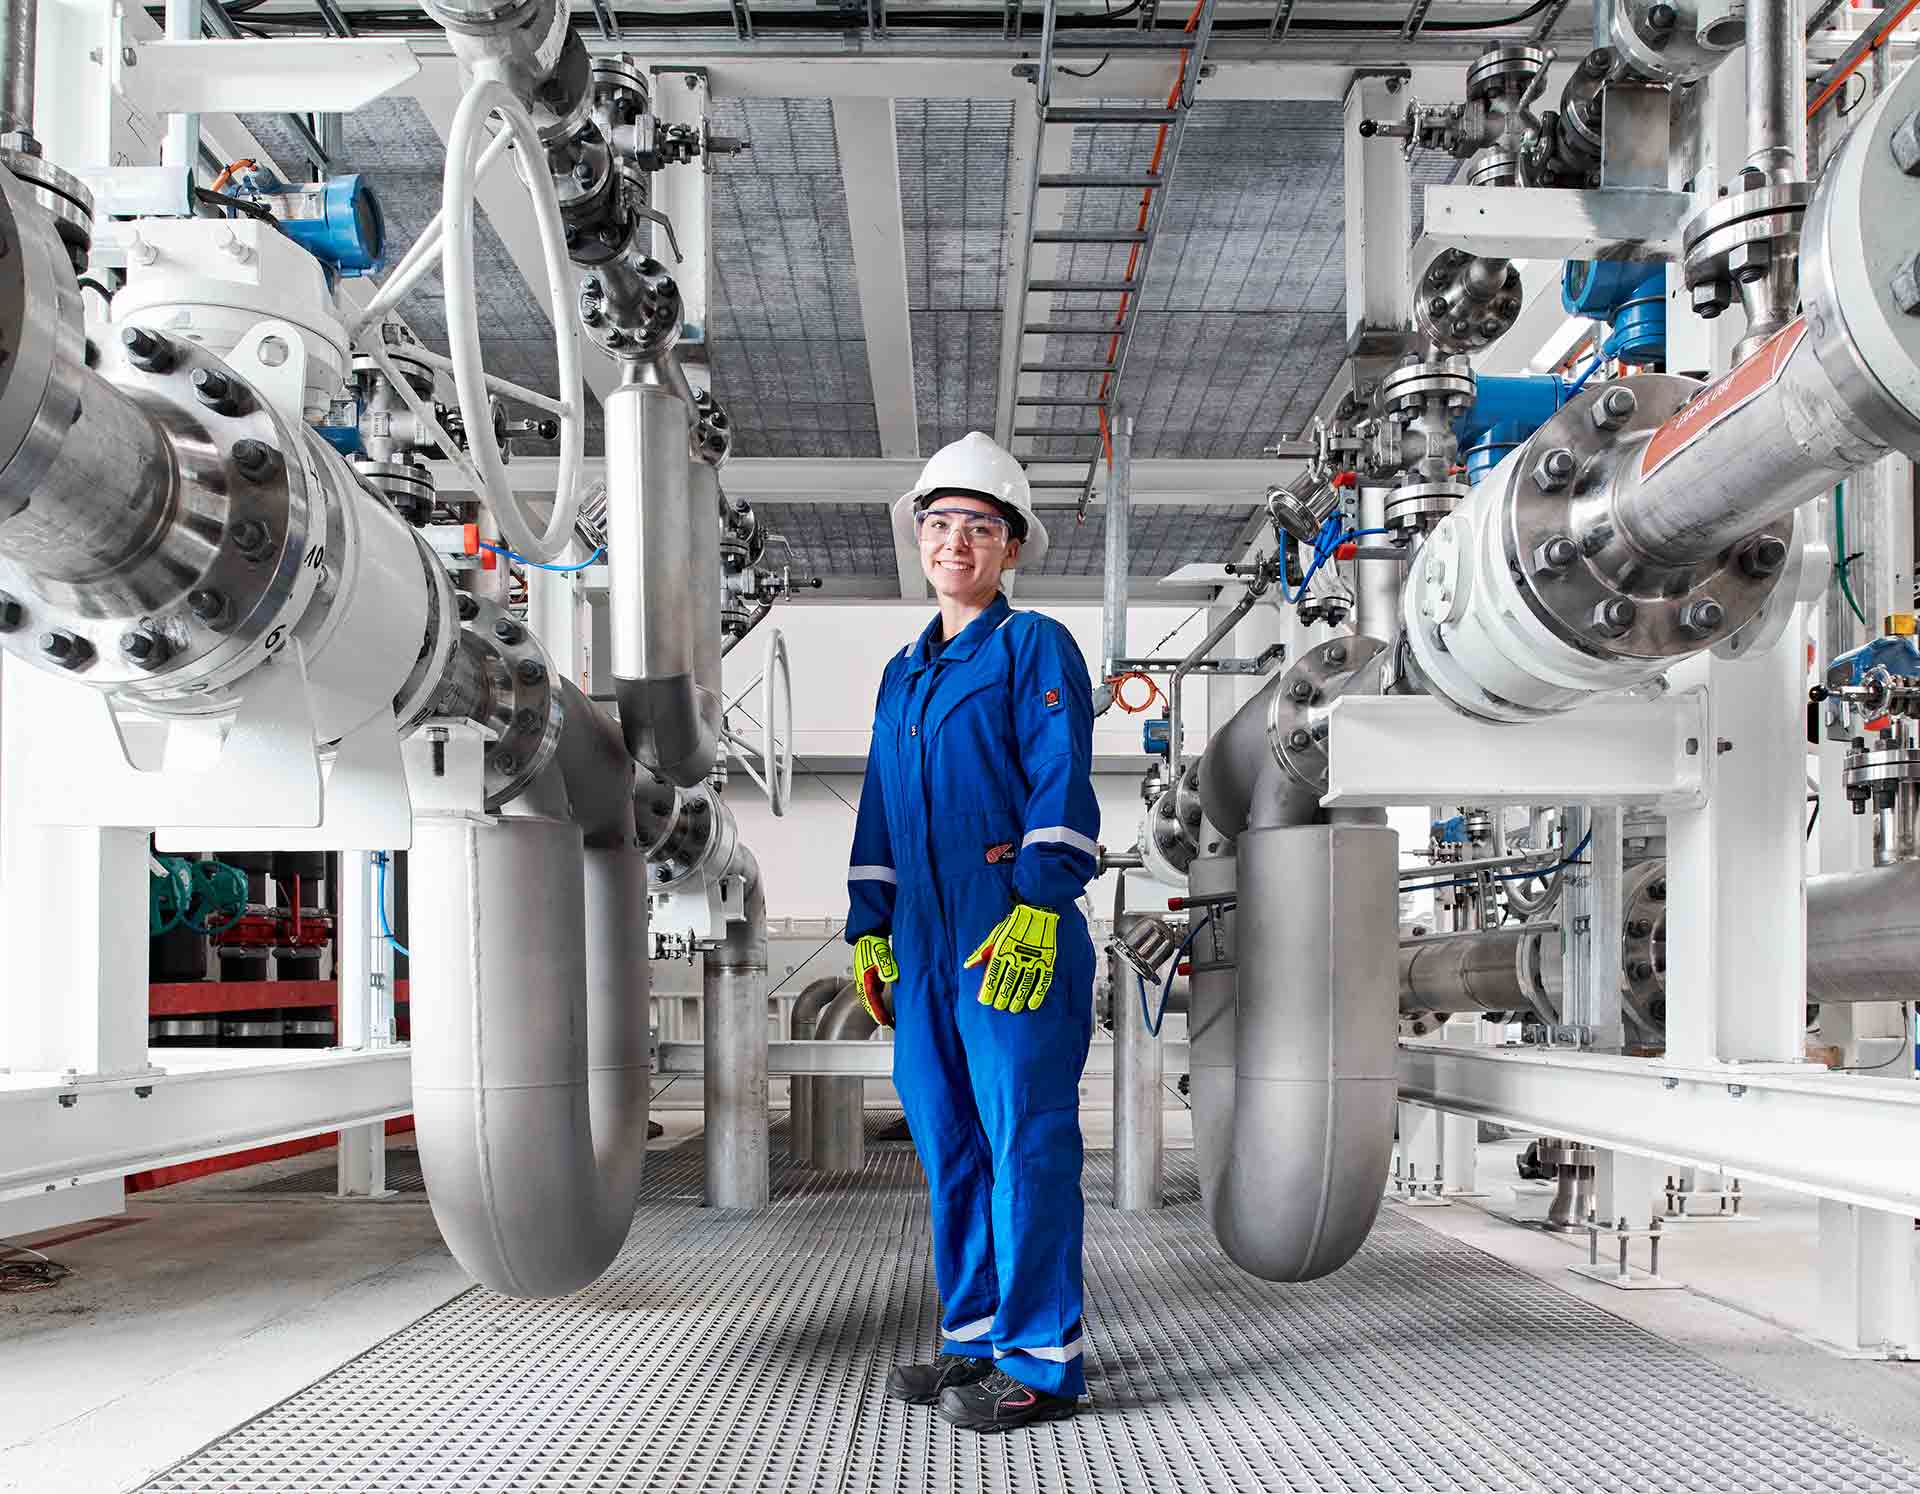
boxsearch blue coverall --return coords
[846,592,1100,1398]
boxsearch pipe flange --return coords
[352,345,436,399]
[590,55,650,115]
[1466,44,1548,102]
[1842,744,1920,804]
[579,254,681,360]
[1798,63,1920,456]
[457,593,566,809]
[1607,0,1742,83]
[1380,352,1476,413]
[1535,1138,1598,1169]
[1620,857,1668,1041]
[1385,479,1467,531]
[1681,182,1808,293]
[0,149,94,268]
[354,458,436,520]
[0,333,335,704]
[649,781,737,888]
[1265,634,1387,793]
[1505,374,1788,659]
[394,529,462,732]
[1413,249,1523,357]
[1467,148,1522,188]
[690,388,733,466]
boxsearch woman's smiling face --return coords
[918,494,1022,608]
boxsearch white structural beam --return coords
[834,97,919,462]
[0,1050,413,1203]
[125,36,418,115]
[432,455,1288,503]
[993,91,1072,448]
[1397,1042,1920,1218]
[412,64,623,407]
[1422,185,1695,260]
[1343,75,1411,337]
[653,67,711,349]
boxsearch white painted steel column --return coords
[1663,621,1809,1066]
[1397,1101,1443,1196]
[1439,1015,1482,1195]
[1342,75,1411,338]
[654,66,711,348]
[160,0,200,168]
[1817,1199,1919,1359]
[1595,1149,1663,1229]
[834,96,918,464]
[1566,806,1624,1052]
[336,850,396,1198]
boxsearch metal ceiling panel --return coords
[707,98,879,459]
[754,501,899,580]
[898,99,1014,454]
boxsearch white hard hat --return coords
[890,431,1051,577]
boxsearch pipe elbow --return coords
[617,675,720,787]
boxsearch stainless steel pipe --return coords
[1354,484,1400,643]
[1399,925,1563,1017]
[703,843,769,1208]
[1744,0,1802,186]
[604,367,716,786]
[1807,860,1920,1007]
[0,0,35,142]
[410,817,652,1296]
[1099,409,1131,697]
[787,976,846,1165]
[1110,931,1164,1211]
[808,982,876,1173]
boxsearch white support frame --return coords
[1343,75,1412,338]
[834,96,919,463]
[1422,185,1696,260]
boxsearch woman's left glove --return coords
[965,903,1058,1014]
[852,934,898,1027]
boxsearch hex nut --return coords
[1533,534,1579,574]
[1891,109,1920,177]
[231,518,273,559]
[513,706,540,731]
[456,592,479,622]
[1679,597,1725,637]
[1645,1,1677,29]
[1738,533,1790,577]
[1893,252,1920,317]
[492,751,519,775]
[1727,239,1772,285]
[230,439,281,483]
[1591,597,1637,638]
[516,658,547,686]
[1286,728,1313,751]
[39,628,93,668]
[1590,385,1637,431]
[119,627,171,669]
[0,590,21,630]
[191,367,244,416]
[1289,678,1314,702]
[1691,278,1733,319]
[189,588,228,626]
[1325,644,1347,666]
[1532,447,1576,491]
[493,617,524,645]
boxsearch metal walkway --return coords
[146,1121,1920,1493]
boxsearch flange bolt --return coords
[1532,447,1576,492]
[1534,534,1580,574]
[1591,597,1637,638]
[1627,918,1652,938]
[493,617,524,645]
[492,751,519,775]
[39,629,93,669]
[456,593,479,622]
[1649,878,1667,901]
[119,627,171,670]
[1892,252,1920,318]
[230,439,281,483]
[1286,728,1313,751]
[514,706,541,731]
[1645,1,1677,30]
[1325,643,1347,666]
[189,588,229,627]
[1630,960,1655,981]
[1590,385,1637,431]
[121,325,174,373]
[1892,109,1920,177]
[1738,534,1789,577]
[1691,279,1733,319]
[191,367,245,417]
[231,518,273,560]
[516,658,547,686]
[0,591,21,630]
[1679,597,1725,637]
[1289,678,1315,702]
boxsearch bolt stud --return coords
[1738,534,1789,577]
[1591,597,1637,638]
[120,627,170,669]
[39,629,93,669]
[121,325,174,372]
[1679,597,1725,637]
[1591,385,1637,431]
[231,518,273,559]
[0,590,21,630]
[191,367,245,416]
[456,593,480,622]
[189,588,228,626]
[230,439,281,483]
[494,617,524,645]
[1532,447,1576,491]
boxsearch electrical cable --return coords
[1807,0,1920,118]
[1564,353,1606,399]
[1058,53,1110,77]
[1142,907,1215,1037]
[1833,482,1870,629]
[1834,1007,1915,1071]
[374,851,409,958]
[1401,829,1593,894]
[479,540,605,573]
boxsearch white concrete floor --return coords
[3,1114,1918,1493]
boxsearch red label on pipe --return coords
[1637,317,1810,483]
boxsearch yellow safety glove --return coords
[852,933,898,1028]
[965,903,1059,1014]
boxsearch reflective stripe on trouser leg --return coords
[956,906,1096,1398]
[889,952,999,1362]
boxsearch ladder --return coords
[997,0,1219,517]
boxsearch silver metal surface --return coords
[1098,408,1129,685]
[1808,858,1920,1007]
[808,981,876,1174]
[0,0,34,143]
[143,1137,1920,1493]
[1110,882,1163,1213]
[1399,923,1562,1020]
[1354,484,1402,642]
[704,843,769,1209]
[787,976,847,1168]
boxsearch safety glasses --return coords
[916,507,1012,547]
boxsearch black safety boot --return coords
[936,1368,1078,1432]
[885,1354,993,1406]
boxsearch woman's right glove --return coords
[852,933,898,1027]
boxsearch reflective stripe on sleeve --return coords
[848,865,898,884]
[1020,825,1099,859]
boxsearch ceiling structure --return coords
[228,0,1563,599]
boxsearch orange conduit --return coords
[1093,0,1209,472]
[1807,0,1920,118]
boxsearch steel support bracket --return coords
[1421,186,1696,260]
[1324,688,1711,809]
[122,38,419,115]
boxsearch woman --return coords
[844,431,1101,1434]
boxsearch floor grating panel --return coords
[147,1130,1920,1492]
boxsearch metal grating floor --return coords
[243,1149,429,1196]
[146,1130,1920,1493]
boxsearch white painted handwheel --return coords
[763,627,794,817]
[439,75,586,563]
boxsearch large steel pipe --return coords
[809,982,876,1172]
[605,368,716,786]
[787,976,846,1165]
[1807,861,1920,1007]
[704,843,769,1208]
[1111,935,1164,1211]
[1399,925,1561,1016]
[1189,826,1399,1280]
[410,816,652,1296]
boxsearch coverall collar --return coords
[905,592,1013,676]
